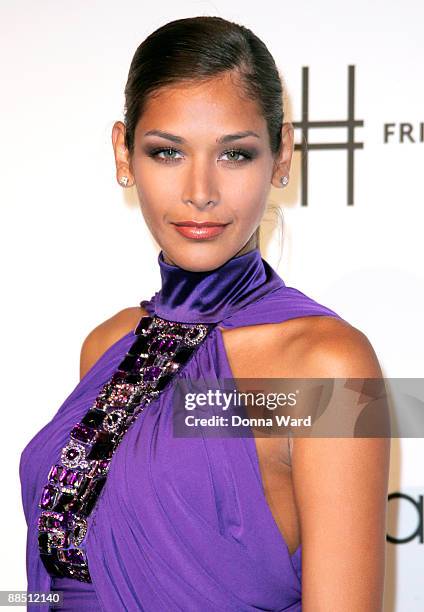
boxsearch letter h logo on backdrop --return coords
[293,65,364,206]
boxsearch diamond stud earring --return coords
[280,176,289,187]
[119,176,129,187]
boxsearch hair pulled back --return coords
[123,16,284,157]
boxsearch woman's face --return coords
[113,72,293,271]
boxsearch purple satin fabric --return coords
[153,248,285,324]
[19,247,343,611]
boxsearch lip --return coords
[172,221,229,240]
[172,221,229,227]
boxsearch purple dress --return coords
[19,247,343,611]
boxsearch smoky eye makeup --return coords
[142,143,260,164]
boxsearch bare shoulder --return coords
[286,316,389,609]
[79,305,149,380]
[278,315,383,378]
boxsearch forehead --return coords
[135,73,267,138]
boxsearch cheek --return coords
[133,175,171,204]
[226,177,269,227]
[223,158,271,197]
[138,199,166,238]
[131,150,175,196]
[224,198,266,239]
[245,198,267,227]
[131,161,170,231]
[134,191,163,238]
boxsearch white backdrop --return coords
[1,1,423,609]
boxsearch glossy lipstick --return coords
[172,221,229,240]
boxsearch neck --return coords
[153,246,284,324]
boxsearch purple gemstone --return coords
[63,548,85,565]
[53,491,80,513]
[48,465,62,483]
[142,354,155,367]
[155,372,173,391]
[81,409,105,428]
[97,459,110,474]
[50,529,70,548]
[86,433,115,461]
[134,356,145,369]
[105,412,120,426]
[65,448,79,460]
[149,338,161,352]
[128,335,149,356]
[117,354,138,373]
[173,346,194,364]
[121,373,142,385]
[165,338,177,352]
[94,398,108,411]
[71,423,96,444]
[73,522,86,543]
[58,467,70,483]
[38,515,49,530]
[49,517,63,529]
[143,366,161,382]
[64,469,84,488]
[150,336,178,354]
[88,459,110,477]
[110,371,127,385]
[40,484,57,509]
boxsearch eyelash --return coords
[147,147,253,165]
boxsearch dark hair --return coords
[123,16,284,157]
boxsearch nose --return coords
[182,158,220,210]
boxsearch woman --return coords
[20,15,390,612]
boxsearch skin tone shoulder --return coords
[280,316,389,611]
[79,70,390,611]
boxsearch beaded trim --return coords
[37,314,215,582]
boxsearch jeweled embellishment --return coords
[102,409,126,434]
[184,325,208,345]
[37,314,215,582]
[61,440,89,469]
[72,516,88,546]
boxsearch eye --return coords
[147,146,254,165]
[220,149,252,164]
[148,147,183,163]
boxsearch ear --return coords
[111,121,135,188]
[271,122,294,189]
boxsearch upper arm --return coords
[79,307,144,380]
[290,322,390,611]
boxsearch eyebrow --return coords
[143,129,260,144]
